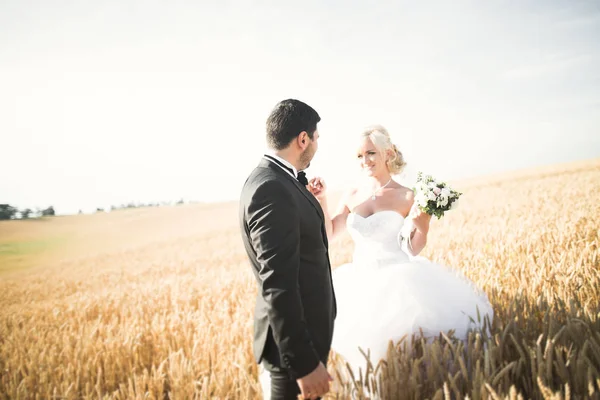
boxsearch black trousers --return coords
[268,368,301,399]
[265,364,328,400]
[261,335,328,399]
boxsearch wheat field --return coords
[1,159,599,399]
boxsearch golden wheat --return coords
[1,159,599,399]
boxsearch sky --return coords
[1,0,599,215]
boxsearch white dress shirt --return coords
[264,152,298,180]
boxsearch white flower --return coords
[438,196,448,207]
[415,171,461,216]
[415,192,428,207]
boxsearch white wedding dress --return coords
[330,210,494,377]
[257,210,493,399]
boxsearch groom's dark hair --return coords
[266,99,321,150]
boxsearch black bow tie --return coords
[296,171,308,186]
[264,155,308,186]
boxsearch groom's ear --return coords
[297,131,309,149]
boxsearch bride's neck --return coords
[367,174,393,189]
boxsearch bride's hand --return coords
[308,177,327,200]
[411,207,432,234]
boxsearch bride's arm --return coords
[308,178,353,241]
[406,220,429,256]
[325,193,352,241]
[404,192,431,256]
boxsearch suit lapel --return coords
[292,177,329,249]
[290,177,325,221]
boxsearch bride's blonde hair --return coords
[360,125,406,174]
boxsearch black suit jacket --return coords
[239,158,337,379]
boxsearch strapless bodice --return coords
[346,210,410,266]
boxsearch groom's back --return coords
[238,159,336,376]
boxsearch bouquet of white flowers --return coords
[412,172,462,219]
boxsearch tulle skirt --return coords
[330,256,494,376]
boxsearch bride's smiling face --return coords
[357,137,387,177]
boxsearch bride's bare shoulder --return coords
[391,183,414,201]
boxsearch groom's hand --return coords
[296,362,333,399]
[307,177,327,200]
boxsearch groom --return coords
[239,99,337,400]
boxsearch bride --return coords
[307,125,494,379]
